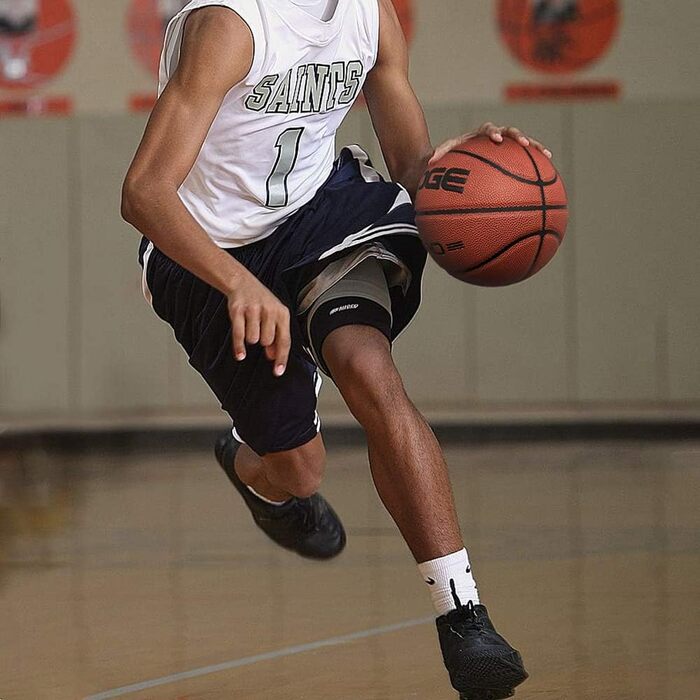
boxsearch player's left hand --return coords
[430,122,553,166]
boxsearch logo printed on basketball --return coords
[431,241,466,256]
[415,136,569,287]
[418,167,471,194]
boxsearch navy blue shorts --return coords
[140,147,426,455]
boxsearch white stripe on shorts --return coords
[319,222,419,261]
[141,241,155,306]
[346,144,383,183]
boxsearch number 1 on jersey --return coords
[266,127,304,208]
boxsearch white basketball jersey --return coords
[159,0,380,248]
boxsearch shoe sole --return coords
[459,689,516,700]
[452,652,528,699]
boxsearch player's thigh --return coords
[146,245,322,456]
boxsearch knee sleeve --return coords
[306,258,392,375]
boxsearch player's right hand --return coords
[227,276,291,377]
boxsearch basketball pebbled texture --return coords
[415,135,568,287]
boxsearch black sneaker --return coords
[437,583,528,700]
[214,432,346,560]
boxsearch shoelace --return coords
[298,496,324,532]
[449,579,484,630]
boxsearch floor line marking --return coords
[83,615,434,699]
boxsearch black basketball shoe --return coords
[437,583,528,700]
[214,432,346,560]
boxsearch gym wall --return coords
[1,1,698,110]
[1,1,699,426]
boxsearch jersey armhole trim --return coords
[163,2,263,89]
[369,0,381,70]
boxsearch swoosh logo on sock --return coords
[466,566,471,573]
[425,577,436,585]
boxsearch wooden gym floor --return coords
[0,437,698,699]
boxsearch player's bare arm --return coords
[363,0,433,198]
[366,0,551,198]
[121,8,290,376]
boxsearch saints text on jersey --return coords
[245,61,364,114]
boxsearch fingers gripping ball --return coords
[415,136,569,287]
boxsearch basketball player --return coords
[122,2,551,697]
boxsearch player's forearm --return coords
[388,148,433,201]
[121,184,246,296]
[366,0,433,199]
[382,132,433,199]
[365,68,433,200]
[367,97,433,199]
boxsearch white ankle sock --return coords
[246,484,289,507]
[418,548,480,616]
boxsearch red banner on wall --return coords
[126,0,189,111]
[127,0,188,78]
[0,0,76,114]
[393,0,415,45]
[0,0,76,89]
[497,0,621,100]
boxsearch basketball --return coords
[497,0,620,74]
[415,135,568,287]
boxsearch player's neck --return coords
[289,0,339,22]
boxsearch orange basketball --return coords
[415,136,568,287]
[497,0,620,74]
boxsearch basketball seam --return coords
[416,204,568,217]
[544,230,562,243]
[458,230,561,275]
[521,145,548,281]
[528,235,546,279]
[450,149,558,186]
[522,147,547,229]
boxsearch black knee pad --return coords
[307,296,392,375]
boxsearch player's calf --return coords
[325,327,406,425]
[215,432,345,560]
[322,324,528,698]
[262,438,326,500]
